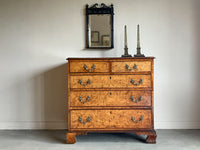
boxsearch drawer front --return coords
[70,61,109,73]
[70,91,151,107]
[70,91,104,106]
[112,61,151,72]
[110,75,151,88]
[70,75,110,88]
[70,109,152,129]
[70,75,151,88]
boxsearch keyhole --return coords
[110,76,112,79]
[110,111,112,114]
[110,92,112,95]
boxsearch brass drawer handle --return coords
[131,115,143,123]
[130,96,142,103]
[130,78,143,85]
[79,96,90,103]
[84,64,96,72]
[78,79,91,86]
[78,116,91,124]
[125,64,137,71]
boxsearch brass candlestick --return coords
[122,25,132,57]
[134,24,145,57]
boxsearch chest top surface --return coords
[67,57,155,60]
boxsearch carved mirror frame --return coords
[86,3,114,49]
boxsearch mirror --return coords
[86,4,114,49]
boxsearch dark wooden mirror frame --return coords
[86,3,114,49]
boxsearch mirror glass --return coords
[89,15,111,47]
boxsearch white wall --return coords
[0,0,200,129]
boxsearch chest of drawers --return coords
[66,57,156,144]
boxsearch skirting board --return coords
[0,121,68,130]
[0,121,200,130]
[155,121,200,129]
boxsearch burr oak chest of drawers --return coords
[66,57,156,144]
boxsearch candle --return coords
[124,25,127,48]
[137,24,140,48]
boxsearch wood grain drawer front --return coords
[70,91,104,106]
[71,75,109,88]
[70,109,152,129]
[104,91,151,106]
[70,62,109,73]
[112,61,151,72]
[70,75,151,88]
[70,91,151,107]
[110,75,151,88]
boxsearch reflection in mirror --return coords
[86,3,114,49]
[89,15,111,47]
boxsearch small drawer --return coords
[112,61,151,72]
[70,61,109,73]
[70,109,152,129]
[70,91,151,107]
[70,75,151,89]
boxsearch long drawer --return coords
[70,109,152,129]
[70,91,151,107]
[70,75,152,88]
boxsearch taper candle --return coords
[124,25,127,48]
[137,24,140,48]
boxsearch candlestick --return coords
[122,25,132,57]
[134,24,145,57]
[125,25,127,48]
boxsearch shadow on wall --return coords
[33,63,68,129]
[193,0,200,122]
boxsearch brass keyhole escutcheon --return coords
[110,111,112,114]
